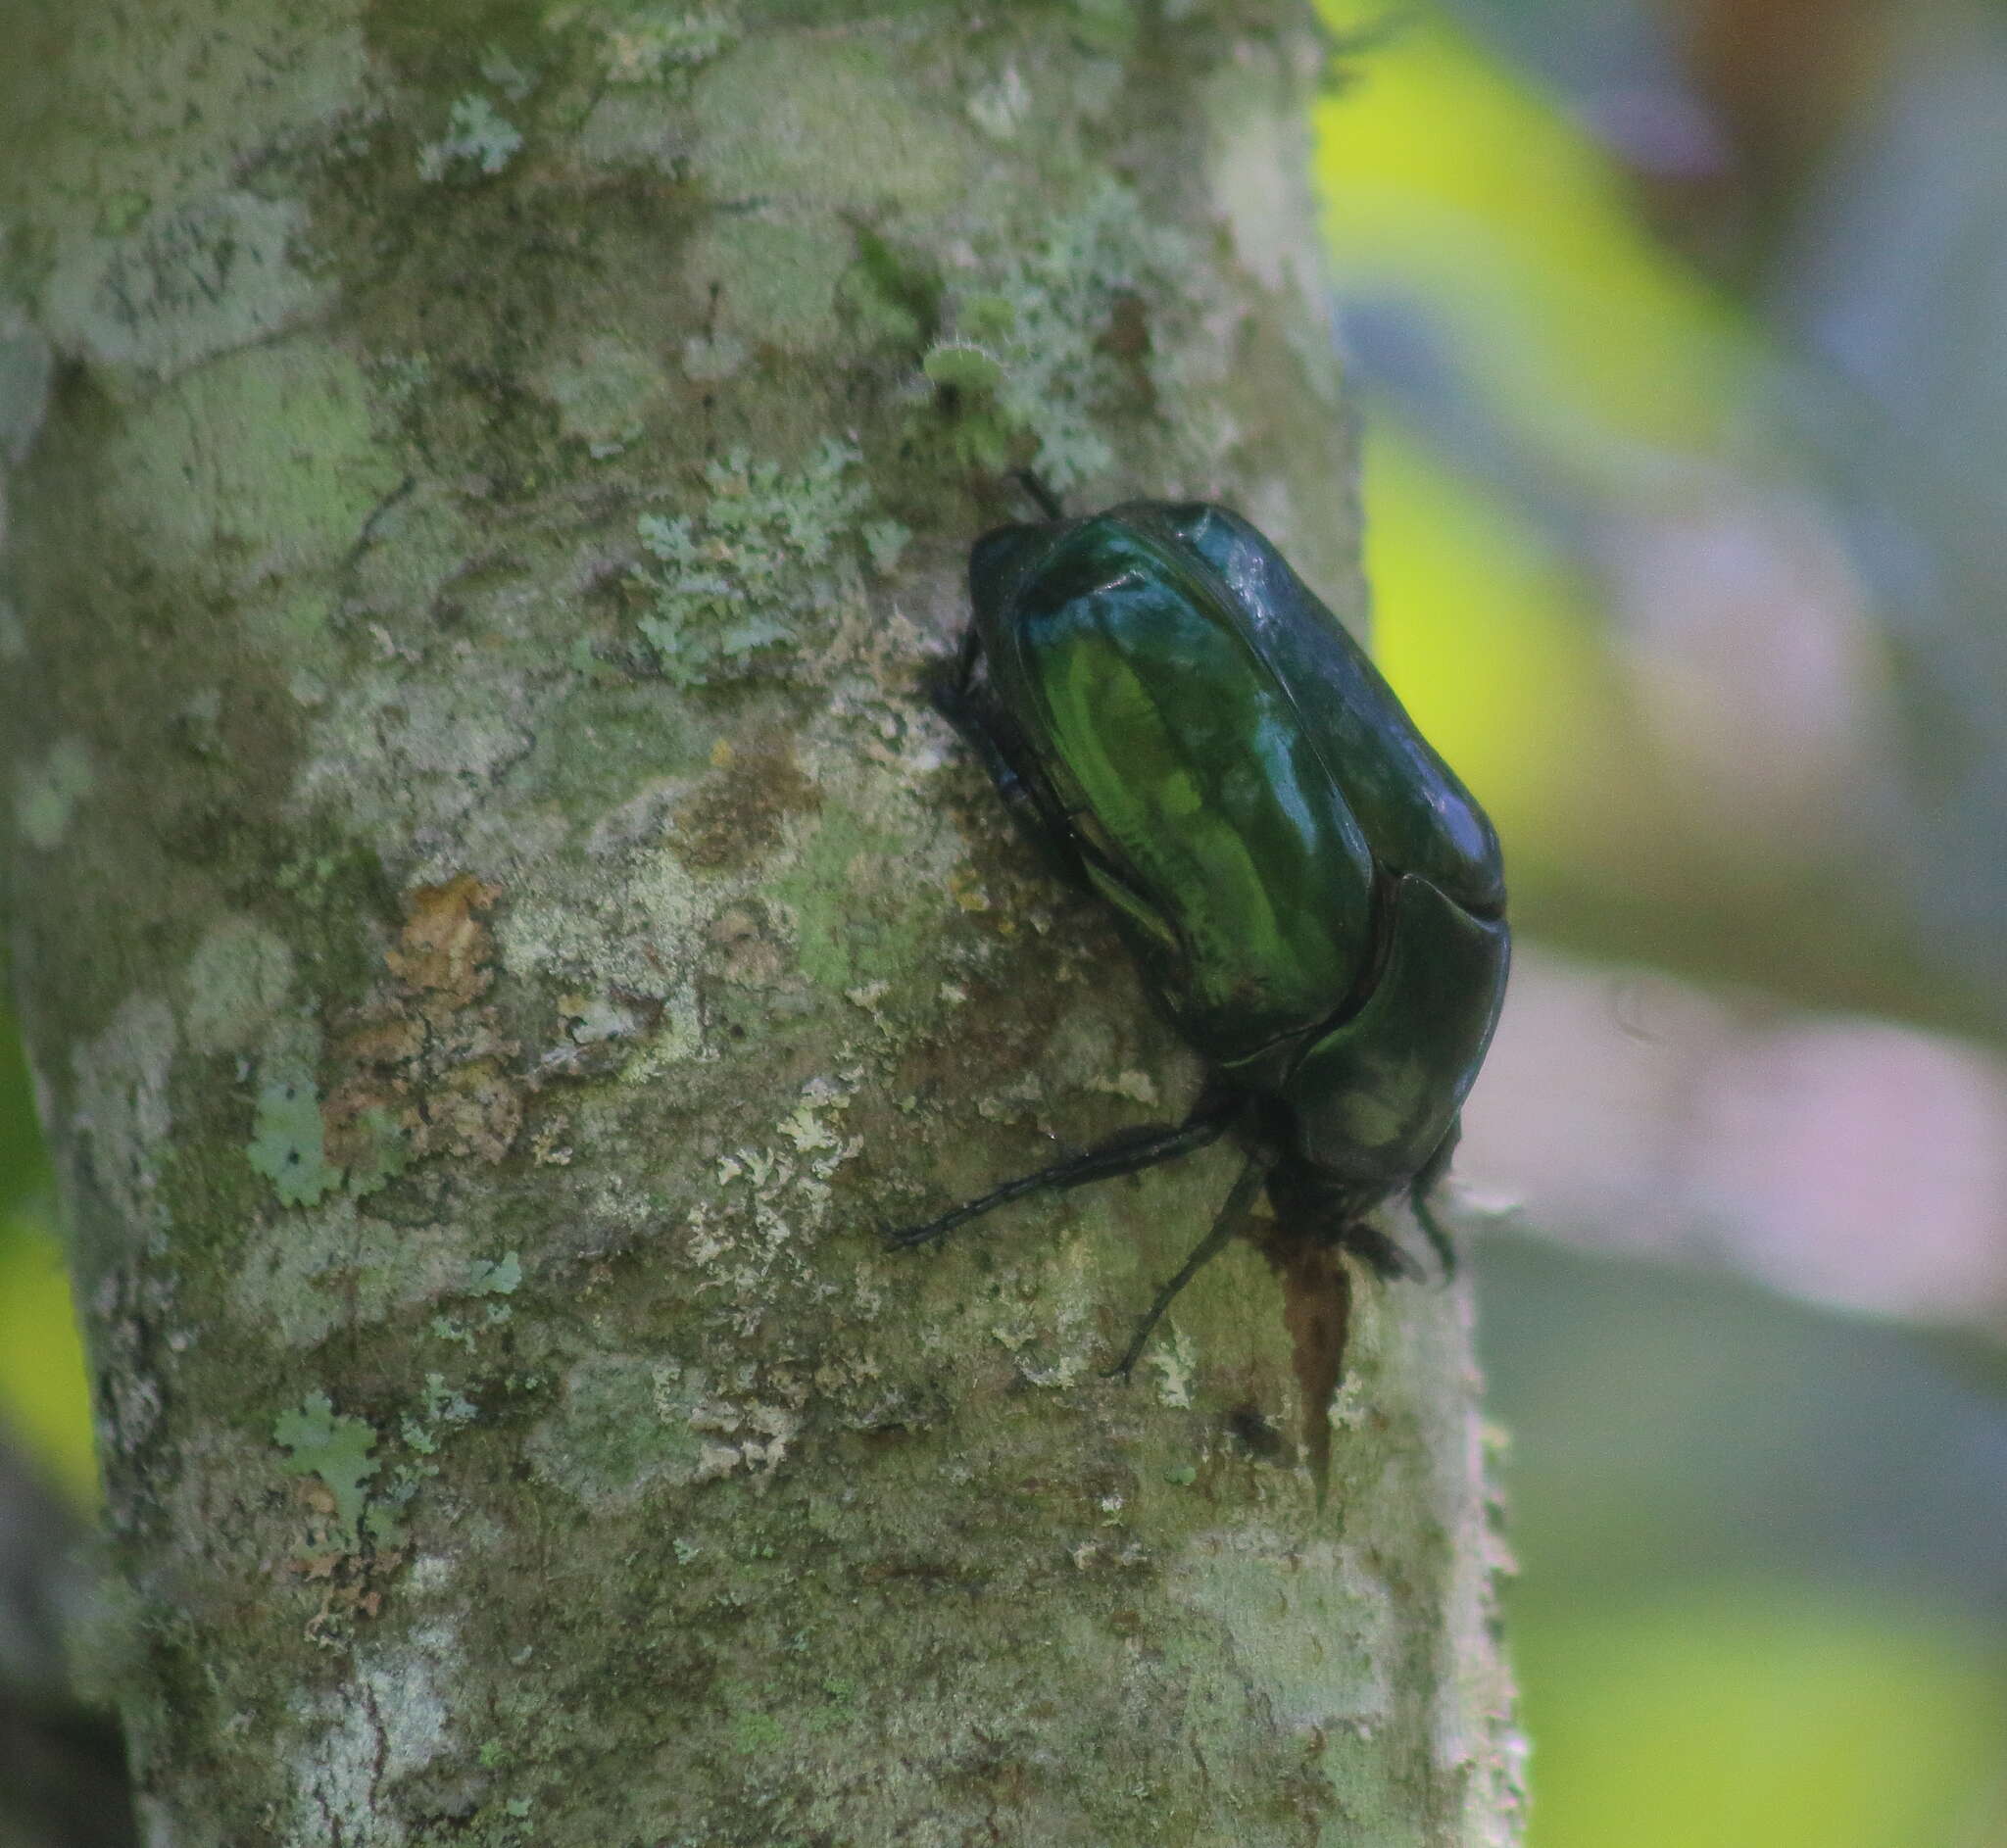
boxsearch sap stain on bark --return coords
[1259,1227,1355,1504]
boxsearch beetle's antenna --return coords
[1010,468,1065,522]
[1105,1145,1276,1382]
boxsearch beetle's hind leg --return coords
[1105,1145,1276,1381]
[1405,1117,1462,1280]
[887,1093,1241,1251]
[1336,1217,1427,1284]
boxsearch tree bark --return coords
[0,3,1523,1842]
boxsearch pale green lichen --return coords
[633,438,882,686]
[417,94,524,181]
[538,336,665,452]
[70,994,177,1257]
[730,1709,787,1756]
[248,1074,341,1209]
[15,737,94,849]
[932,178,1201,488]
[772,794,952,995]
[687,37,967,212]
[231,1195,479,1350]
[465,1251,521,1296]
[920,340,1004,394]
[677,216,852,355]
[272,1391,380,1549]
[104,341,403,581]
[601,4,737,82]
[397,1373,478,1458]
[859,516,909,575]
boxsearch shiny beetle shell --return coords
[966,501,1508,1200]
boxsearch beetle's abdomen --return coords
[1005,531,1378,1063]
[1280,873,1510,1189]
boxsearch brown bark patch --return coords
[382,872,500,1005]
[323,873,522,1171]
[670,734,822,870]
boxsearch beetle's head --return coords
[969,520,1054,591]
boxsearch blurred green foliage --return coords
[1483,1235,2007,1847]
[1519,1589,2007,1848]
[0,1006,94,1509]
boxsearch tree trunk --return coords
[0,3,1523,1841]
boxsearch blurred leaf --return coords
[1316,3,1759,471]
[1518,1587,2007,1848]
[1358,421,1649,879]
[0,1217,95,1510]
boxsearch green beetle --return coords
[892,497,1509,1377]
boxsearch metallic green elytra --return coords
[891,499,1510,1379]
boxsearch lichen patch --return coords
[285,1624,458,1847]
[69,993,177,1254]
[41,192,327,389]
[181,915,297,1055]
[14,736,94,850]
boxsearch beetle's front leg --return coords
[887,1092,1243,1251]
[930,644,1095,897]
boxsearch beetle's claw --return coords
[1101,1329,1151,1384]
[1342,1217,1427,1284]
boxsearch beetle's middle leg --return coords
[886,1092,1242,1251]
[1105,1144,1277,1381]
